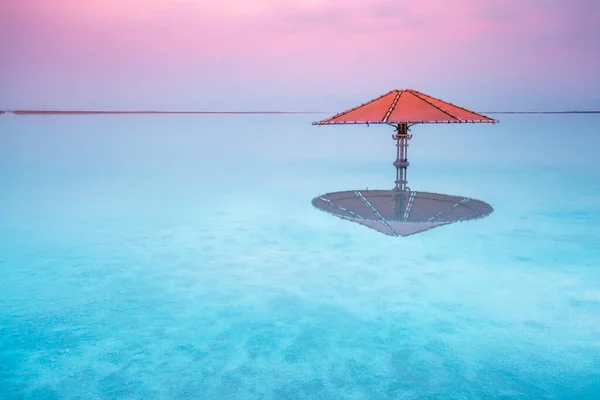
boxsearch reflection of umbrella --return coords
[313,89,498,191]
[312,187,494,237]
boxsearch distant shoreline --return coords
[479,111,600,114]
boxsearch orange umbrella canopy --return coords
[313,89,498,125]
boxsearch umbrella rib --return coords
[411,90,498,122]
[427,198,471,222]
[312,90,396,125]
[318,196,363,219]
[382,90,402,123]
[403,192,417,221]
[354,191,396,235]
[408,90,459,121]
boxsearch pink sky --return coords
[1,0,599,111]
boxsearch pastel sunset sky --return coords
[1,0,599,111]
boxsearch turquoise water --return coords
[1,114,599,399]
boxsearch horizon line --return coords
[2,110,327,115]
[1,110,600,116]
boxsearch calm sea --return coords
[1,114,599,399]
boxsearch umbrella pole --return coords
[392,123,412,191]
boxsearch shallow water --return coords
[1,114,599,399]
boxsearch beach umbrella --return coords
[312,89,498,191]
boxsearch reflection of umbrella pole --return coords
[392,123,412,191]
